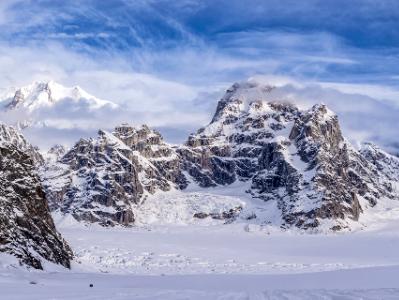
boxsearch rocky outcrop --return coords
[43,124,187,226]
[0,124,44,165]
[0,124,72,269]
[193,206,243,222]
[113,124,188,191]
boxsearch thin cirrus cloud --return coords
[0,1,397,152]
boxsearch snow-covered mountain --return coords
[1,80,116,112]
[0,123,72,269]
[41,80,399,231]
[0,80,119,143]
[180,81,399,230]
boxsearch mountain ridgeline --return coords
[40,81,399,231]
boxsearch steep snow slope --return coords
[361,142,399,183]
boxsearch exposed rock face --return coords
[43,124,187,226]
[113,124,188,192]
[0,124,72,269]
[178,81,399,230]
[0,124,44,165]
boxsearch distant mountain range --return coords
[0,79,398,269]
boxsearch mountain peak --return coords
[3,80,117,111]
[211,80,276,122]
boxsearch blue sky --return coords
[3,0,399,85]
[0,0,398,151]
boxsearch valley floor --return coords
[2,218,399,299]
[2,266,399,299]
[3,187,399,299]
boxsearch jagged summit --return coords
[194,80,334,145]
[211,80,276,123]
[42,123,188,226]
[0,122,43,164]
[2,80,117,111]
[202,80,331,139]
[178,83,399,230]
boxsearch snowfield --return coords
[3,187,399,299]
[2,264,399,299]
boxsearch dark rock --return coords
[0,124,72,269]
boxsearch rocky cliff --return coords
[0,124,72,269]
[42,124,187,226]
[178,81,399,230]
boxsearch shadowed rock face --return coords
[0,124,72,269]
[42,81,399,230]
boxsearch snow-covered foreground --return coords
[2,265,399,299]
[3,187,399,299]
[2,220,399,299]
[56,222,399,275]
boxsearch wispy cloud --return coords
[0,1,397,152]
